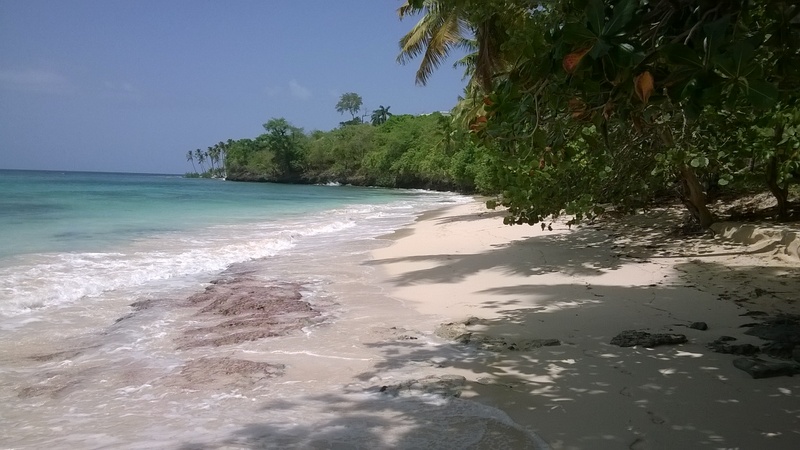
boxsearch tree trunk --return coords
[679,164,715,228]
[766,155,789,219]
[766,124,789,219]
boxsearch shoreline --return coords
[4,195,799,448]
[369,201,800,449]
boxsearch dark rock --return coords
[744,315,800,345]
[610,330,687,348]
[130,299,159,311]
[435,321,559,352]
[733,357,800,379]
[474,337,560,352]
[689,322,708,331]
[761,341,797,360]
[793,347,800,364]
[378,374,467,398]
[114,313,134,323]
[707,338,760,356]
[740,311,768,317]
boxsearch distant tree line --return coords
[185,94,493,192]
[185,142,228,179]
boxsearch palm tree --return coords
[194,148,206,174]
[186,150,197,174]
[206,146,217,174]
[209,144,223,177]
[370,105,393,126]
[397,0,506,90]
[222,140,233,178]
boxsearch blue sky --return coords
[0,0,467,174]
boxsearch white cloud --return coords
[288,79,312,100]
[0,68,73,94]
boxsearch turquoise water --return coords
[0,170,431,259]
[0,170,552,449]
[0,169,467,315]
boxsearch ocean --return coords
[0,170,547,449]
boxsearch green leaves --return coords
[604,0,635,36]
[562,23,595,43]
[662,44,703,69]
[714,42,755,80]
[689,156,709,168]
[585,0,605,36]
[746,80,779,109]
[585,0,636,37]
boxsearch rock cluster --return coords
[610,330,687,348]
[377,374,467,398]
[435,320,560,352]
[707,336,760,356]
[732,358,800,379]
[706,314,800,378]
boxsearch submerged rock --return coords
[610,330,687,348]
[170,357,285,390]
[176,277,320,349]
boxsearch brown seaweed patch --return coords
[168,357,284,390]
[177,277,321,349]
[27,348,86,363]
[17,377,81,399]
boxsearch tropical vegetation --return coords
[186,0,799,228]
[185,92,491,192]
[400,0,799,226]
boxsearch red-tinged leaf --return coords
[562,48,590,74]
[634,71,655,104]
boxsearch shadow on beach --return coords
[179,213,800,449]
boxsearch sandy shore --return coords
[370,201,800,449]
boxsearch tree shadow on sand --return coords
[365,227,626,286]
[365,214,780,288]
[355,275,800,449]
[179,217,800,449]
[177,383,546,449]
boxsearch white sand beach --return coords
[369,201,800,449]
[4,198,799,450]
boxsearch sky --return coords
[0,0,468,174]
